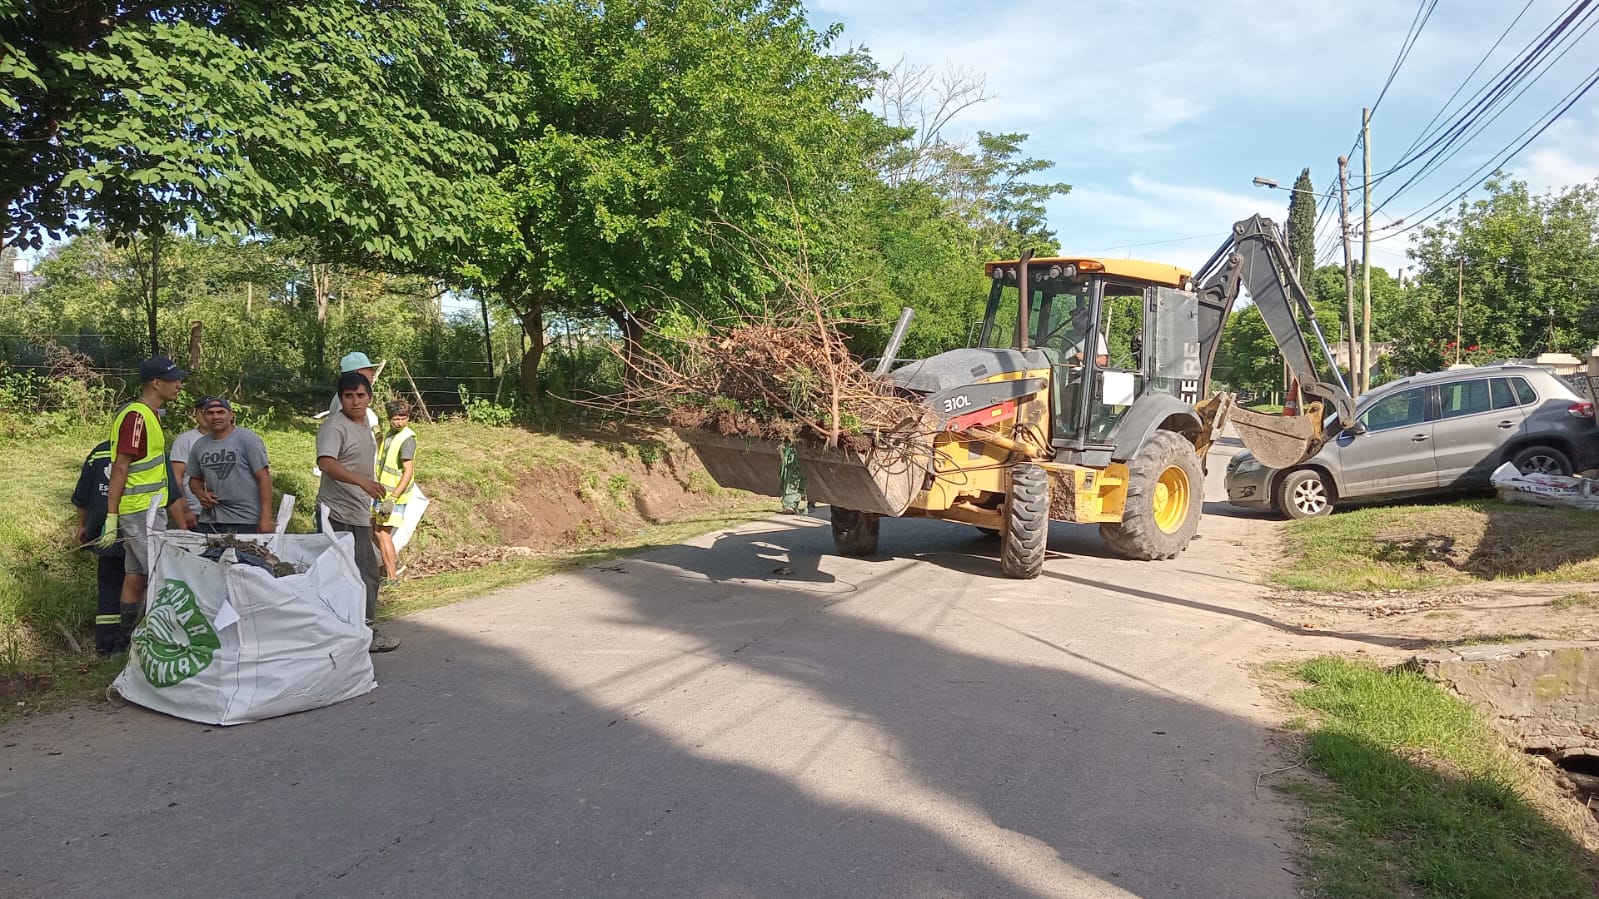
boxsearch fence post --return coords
[397,358,433,423]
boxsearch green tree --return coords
[461,0,881,399]
[1396,177,1599,373]
[1286,168,1317,283]
[2,2,510,265]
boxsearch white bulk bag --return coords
[112,526,377,725]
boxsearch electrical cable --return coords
[1386,0,1540,170]
[1375,60,1599,241]
[1370,0,1599,214]
[1368,0,1596,204]
[1370,0,1440,117]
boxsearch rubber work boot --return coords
[369,629,400,653]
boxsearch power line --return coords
[1368,0,1597,208]
[1386,0,1540,168]
[1370,0,1440,116]
[1375,59,1599,241]
[1371,1,1599,215]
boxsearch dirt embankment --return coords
[401,429,764,576]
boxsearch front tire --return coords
[1100,430,1203,560]
[1510,444,1572,477]
[1276,468,1333,519]
[1000,463,1050,579]
[831,507,880,556]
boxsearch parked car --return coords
[1226,364,1599,519]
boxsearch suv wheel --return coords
[1276,469,1333,520]
[1510,445,1572,477]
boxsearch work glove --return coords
[96,513,119,550]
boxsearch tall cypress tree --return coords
[1286,168,1317,283]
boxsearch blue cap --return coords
[339,352,375,373]
[138,356,187,382]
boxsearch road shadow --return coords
[5,521,1305,899]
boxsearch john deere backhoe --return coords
[682,215,1357,578]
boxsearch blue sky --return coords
[808,0,1599,276]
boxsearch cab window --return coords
[1359,387,1427,431]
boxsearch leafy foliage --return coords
[1287,168,1317,283]
[1394,177,1599,373]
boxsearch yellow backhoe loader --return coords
[682,215,1357,577]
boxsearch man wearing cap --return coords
[187,396,275,534]
[75,441,190,654]
[98,356,186,628]
[329,352,381,430]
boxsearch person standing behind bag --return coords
[372,400,416,583]
[74,442,190,654]
[187,396,274,534]
[316,371,398,653]
[99,356,186,629]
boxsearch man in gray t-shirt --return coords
[316,371,397,652]
[187,397,273,533]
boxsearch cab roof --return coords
[982,256,1192,287]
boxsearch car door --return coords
[1332,385,1436,496]
[1432,376,1525,487]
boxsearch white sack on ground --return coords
[112,529,377,725]
[1490,462,1599,511]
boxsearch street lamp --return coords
[1252,176,1322,198]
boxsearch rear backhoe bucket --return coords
[674,429,933,517]
[1229,403,1326,470]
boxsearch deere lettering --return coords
[134,579,221,687]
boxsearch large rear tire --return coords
[1100,430,1203,560]
[831,507,880,556]
[1000,463,1050,579]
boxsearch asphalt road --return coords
[2,445,1306,898]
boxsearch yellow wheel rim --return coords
[1152,465,1190,533]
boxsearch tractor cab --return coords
[978,256,1199,459]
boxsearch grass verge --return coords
[1271,499,1599,591]
[0,417,769,719]
[1274,657,1595,898]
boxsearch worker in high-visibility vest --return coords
[98,356,188,629]
[372,400,417,583]
[74,440,187,653]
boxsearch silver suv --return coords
[1225,363,1599,518]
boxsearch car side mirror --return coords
[1348,422,1367,436]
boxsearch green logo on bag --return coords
[134,579,222,687]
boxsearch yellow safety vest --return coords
[377,426,416,503]
[109,401,167,514]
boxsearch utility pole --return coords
[1338,155,1358,387]
[1360,108,1373,394]
[1455,257,1464,366]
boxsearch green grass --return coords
[1278,657,1593,898]
[1272,499,1599,592]
[0,417,767,680]
[1551,592,1597,612]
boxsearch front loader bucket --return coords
[675,429,933,517]
[1230,403,1326,470]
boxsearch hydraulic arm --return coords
[1193,216,1358,467]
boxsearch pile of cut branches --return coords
[616,291,928,453]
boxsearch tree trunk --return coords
[187,320,202,373]
[146,229,160,357]
[311,262,332,371]
[479,292,496,383]
[516,298,545,402]
[603,305,650,390]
